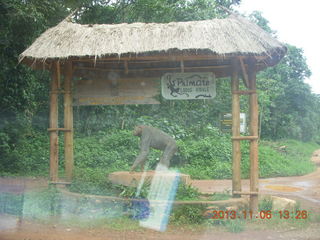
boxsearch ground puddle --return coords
[265,185,303,192]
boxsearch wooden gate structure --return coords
[19,14,286,212]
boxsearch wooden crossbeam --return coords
[47,128,72,132]
[49,181,72,185]
[232,136,259,141]
[233,191,259,195]
[232,90,257,95]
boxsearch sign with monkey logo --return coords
[161,72,216,100]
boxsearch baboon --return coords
[131,125,177,172]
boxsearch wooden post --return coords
[231,58,242,197]
[248,58,259,213]
[64,61,74,181]
[49,61,60,182]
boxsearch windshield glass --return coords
[1,1,320,240]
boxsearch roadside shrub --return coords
[170,204,207,224]
[175,182,200,200]
[178,126,232,179]
[5,132,49,175]
[259,197,273,211]
[68,168,117,196]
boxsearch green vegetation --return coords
[171,204,207,224]
[258,197,273,212]
[240,139,317,179]
[68,168,118,196]
[224,218,246,233]
[3,128,317,179]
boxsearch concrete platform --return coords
[108,171,191,187]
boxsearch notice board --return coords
[74,77,159,106]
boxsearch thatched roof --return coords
[19,15,286,65]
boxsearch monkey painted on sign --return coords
[130,125,177,172]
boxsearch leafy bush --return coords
[259,197,273,211]
[74,130,137,170]
[118,181,150,199]
[170,204,207,224]
[0,131,50,175]
[175,182,200,200]
[68,168,118,196]
[178,126,232,179]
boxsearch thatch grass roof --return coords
[19,15,286,65]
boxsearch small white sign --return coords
[240,113,247,134]
[161,72,216,100]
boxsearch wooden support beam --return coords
[49,61,60,182]
[231,58,242,198]
[74,64,231,72]
[69,54,269,62]
[239,57,250,88]
[64,61,74,182]
[57,61,61,89]
[248,58,259,214]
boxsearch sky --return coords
[235,0,320,94]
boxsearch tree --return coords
[252,12,320,141]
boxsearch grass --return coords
[240,139,318,179]
[224,218,246,232]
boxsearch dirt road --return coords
[191,150,320,211]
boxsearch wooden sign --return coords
[74,77,159,106]
[161,72,216,100]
